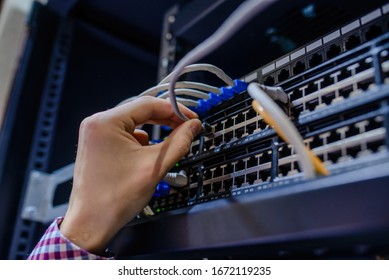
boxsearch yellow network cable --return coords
[252,100,329,176]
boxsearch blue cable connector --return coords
[153,182,171,198]
[191,80,248,115]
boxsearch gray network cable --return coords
[167,0,278,121]
[247,83,315,179]
[159,63,234,86]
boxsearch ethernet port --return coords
[247,156,258,168]
[259,169,270,182]
[293,61,306,75]
[213,166,223,177]
[224,131,233,143]
[214,135,223,146]
[279,163,291,177]
[189,188,197,199]
[191,144,199,155]
[339,87,352,99]
[278,68,290,82]
[260,151,272,164]
[328,131,341,143]
[309,53,323,68]
[367,139,385,153]
[328,150,342,163]
[310,136,323,149]
[205,139,213,150]
[223,178,233,191]
[234,175,245,188]
[365,24,383,40]
[212,182,222,193]
[236,159,246,171]
[321,76,333,88]
[215,122,224,132]
[190,172,198,184]
[290,89,302,101]
[358,58,372,72]
[203,169,212,180]
[246,122,257,134]
[345,34,361,51]
[264,75,275,86]
[236,113,245,124]
[326,44,341,59]
[306,99,319,111]
[306,83,317,95]
[247,172,257,185]
[279,145,292,158]
[247,108,258,119]
[357,78,374,91]
[366,117,383,131]
[258,120,268,130]
[347,146,361,159]
[235,127,245,139]
[224,164,234,174]
[202,184,211,196]
[322,92,336,105]
[224,118,234,129]
[291,105,304,118]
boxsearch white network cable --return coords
[159,63,234,86]
[247,83,315,179]
[166,0,278,121]
[175,97,199,107]
[142,81,220,97]
[117,81,220,107]
[158,88,210,100]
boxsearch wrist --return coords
[59,211,117,255]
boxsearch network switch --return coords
[148,5,389,216]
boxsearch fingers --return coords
[133,129,149,146]
[154,119,202,175]
[114,96,198,132]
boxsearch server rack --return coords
[0,0,388,259]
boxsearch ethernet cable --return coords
[117,81,219,106]
[175,97,199,107]
[158,89,210,100]
[141,81,220,97]
[166,0,278,121]
[159,63,234,86]
[163,170,188,187]
[248,83,329,178]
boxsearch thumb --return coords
[158,119,202,174]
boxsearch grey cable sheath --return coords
[247,83,315,178]
[117,81,219,106]
[167,0,278,121]
[159,64,234,86]
[158,89,210,100]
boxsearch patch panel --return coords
[148,6,389,217]
[278,116,387,177]
[260,8,389,86]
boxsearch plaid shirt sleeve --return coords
[27,217,114,260]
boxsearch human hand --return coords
[59,96,202,254]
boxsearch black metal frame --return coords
[2,0,389,260]
[110,2,389,259]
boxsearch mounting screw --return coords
[168,15,175,23]
[24,206,38,219]
[161,58,169,68]
[165,33,173,41]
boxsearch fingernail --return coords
[190,119,202,136]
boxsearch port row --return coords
[263,20,388,86]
